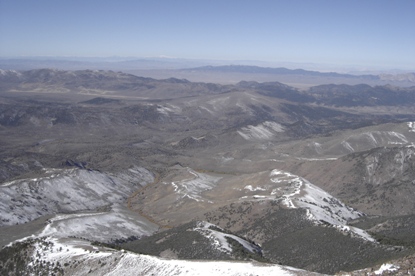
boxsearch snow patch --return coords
[194,221,261,254]
[312,142,323,154]
[157,106,172,115]
[244,185,266,191]
[29,237,103,266]
[253,195,268,199]
[341,141,355,152]
[263,121,285,132]
[408,122,415,132]
[168,168,221,202]
[238,121,285,140]
[199,106,214,115]
[296,157,338,161]
[157,104,182,115]
[347,226,377,243]
[270,170,302,208]
[219,156,234,162]
[296,182,363,225]
[374,263,399,275]
[366,132,378,146]
[388,131,408,143]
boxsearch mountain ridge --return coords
[183,65,379,79]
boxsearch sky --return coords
[0,0,414,70]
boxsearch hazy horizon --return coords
[1,0,414,71]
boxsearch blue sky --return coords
[0,0,414,70]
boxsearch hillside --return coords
[1,69,415,275]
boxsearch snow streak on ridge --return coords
[268,169,374,241]
[194,221,261,255]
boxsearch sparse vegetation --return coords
[0,238,64,275]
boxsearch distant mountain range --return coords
[1,68,415,106]
[183,65,378,79]
[182,65,415,83]
[0,58,414,85]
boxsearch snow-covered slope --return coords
[269,169,364,224]
[307,130,410,156]
[194,221,261,255]
[295,123,415,157]
[238,169,373,241]
[364,144,415,185]
[37,204,158,242]
[0,166,154,226]
[18,236,319,276]
[341,131,409,152]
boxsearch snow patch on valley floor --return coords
[408,122,415,132]
[238,121,285,140]
[168,168,222,202]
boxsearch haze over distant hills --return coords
[1,57,414,88]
